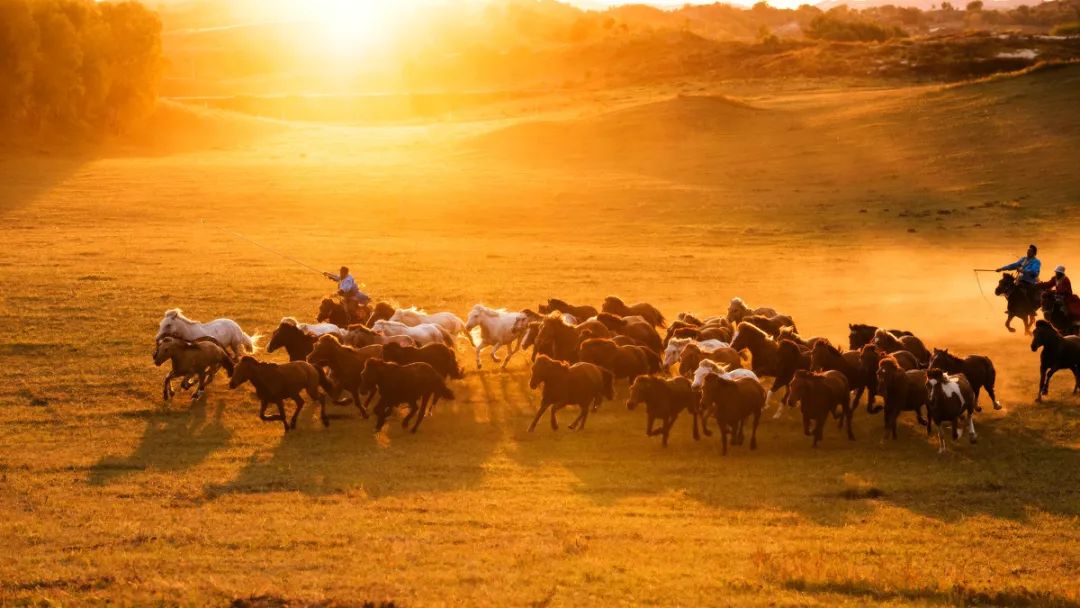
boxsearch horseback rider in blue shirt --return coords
[996,244,1042,307]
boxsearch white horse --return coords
[691,359,759,390]
[280,317,344,338]
[662,337,730,368]
[371,320,452,347]
[156,308,258,359]
[465,304,529,370]
[389,307,467,337]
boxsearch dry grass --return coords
[1,67,1079,606]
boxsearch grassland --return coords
[1,66,1079,606]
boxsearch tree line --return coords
[0,0,162,135]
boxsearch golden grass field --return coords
[2,65,1080,606]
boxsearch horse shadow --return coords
[88,398,232,485]
[203,376,505,499]
[504,388,1080,526]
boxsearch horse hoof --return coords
[970,437,978,444]
[993,402,1003,410]
[1006,327,1016,333]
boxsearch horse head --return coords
[995,273,1015,296]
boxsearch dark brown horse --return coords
[527,355,614,432]
[316,298,394,328]
[602,296,666,328]
[361,360,454,434]
[788,370,853,447]
[307,335,383,417]
[875,356,928,440]
[381,341,464,380]
[229,356,331,432]
[873,329,930,368]
[267,319,317,362]
[579,338,658,384]
[625,376,698,447]
[810,340,872,411]
[538,298,598,321]
[847,324,914,350]
[995,273,1040,335]
[698,374,765,455]
[768,339,810,416]
[743,314,797,338]
[1030,319,1080,402]
[928,348,1000,411]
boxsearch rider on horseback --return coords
[323,266,370,323]
[996,244,1042,308]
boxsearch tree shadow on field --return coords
[506,390,1080,526]
[0,154,88,217]
[203,375,505,499]
[88,398,231,485]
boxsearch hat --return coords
[1055,265,1066,274]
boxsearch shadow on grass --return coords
[782,577,1080,607]
[202,374,508,499]
[88,398,231,485]
[505,380,1080,525]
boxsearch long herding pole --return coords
[973,268,998,310]
[204,221,326,277]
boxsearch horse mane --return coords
[472,304,508,316]
[280,316,299,327]
[812,338,842,357]
[736,321,768,341]
[699,358,729,373]
[547,298,570,308]
[597,312,626,327]
[604,295,625,306]
[399,306,428,315]
[164,308,192,322]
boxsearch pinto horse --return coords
[995,273,1040,335]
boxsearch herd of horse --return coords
[151,290,1080,454]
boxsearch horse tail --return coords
[601,369,615,401]
[436,377,455,401]
[220,353,235,378]
[315,364,335,396]
[241,330,260,354]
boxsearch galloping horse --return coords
[156,308,258,359]
[995,273,1040,335]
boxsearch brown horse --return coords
[744,314,797,338]
[267,319,317,362]
[928,348,1000,411]
[534,315,611,363]
[595,312,663,353]
[229,356,330,432]
[382,341,464,380]
[677,343,747,379]
[768,339,811,416]
[727,297,778,324]
[602,296,666,328]
[317,298,394,328]
[875,356,928,440]
[538,298,598,321]
[153,336,234,401]
[996,273,1040,335]
[579,338,658,384]
[307,335,383,417]
[626,376,698,447]
[698,374,765,455]
[730,322,779,377]
[788,369,853,447]
[361,360,454,434]
[811,340,872,410]
[872,329,930,368]
[342,324,415,349]
[847,324,913,350]
[527,355,614,432]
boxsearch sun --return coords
[309,0,393,58]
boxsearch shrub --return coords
[1050,21,1080,36]
[805,13,908,42]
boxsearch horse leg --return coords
[646,413,659,437]
[661,415,675,447]
[490,343,503,364]
[700,413,712,437]
[749,410,760,450]
[802,410,812,437]
[691,411,701,441]
[474,340,485,370]
[528,402,550,432]
[162,372,175,401]
[569,405,589,431]
[192,371,208,401]
[275,401,289,433]
[845,399,856,441]
[411,396,432,434]
[550,404,561,431]
[772,393,787,420]
[501,342,520,370]
[720,427,729,456]
[985,382,1002,410]
[350,389,369,419]
[289,395,305,429]
[1005,314,1016,333]
[373,398,391,432]
[317,392,328,427]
